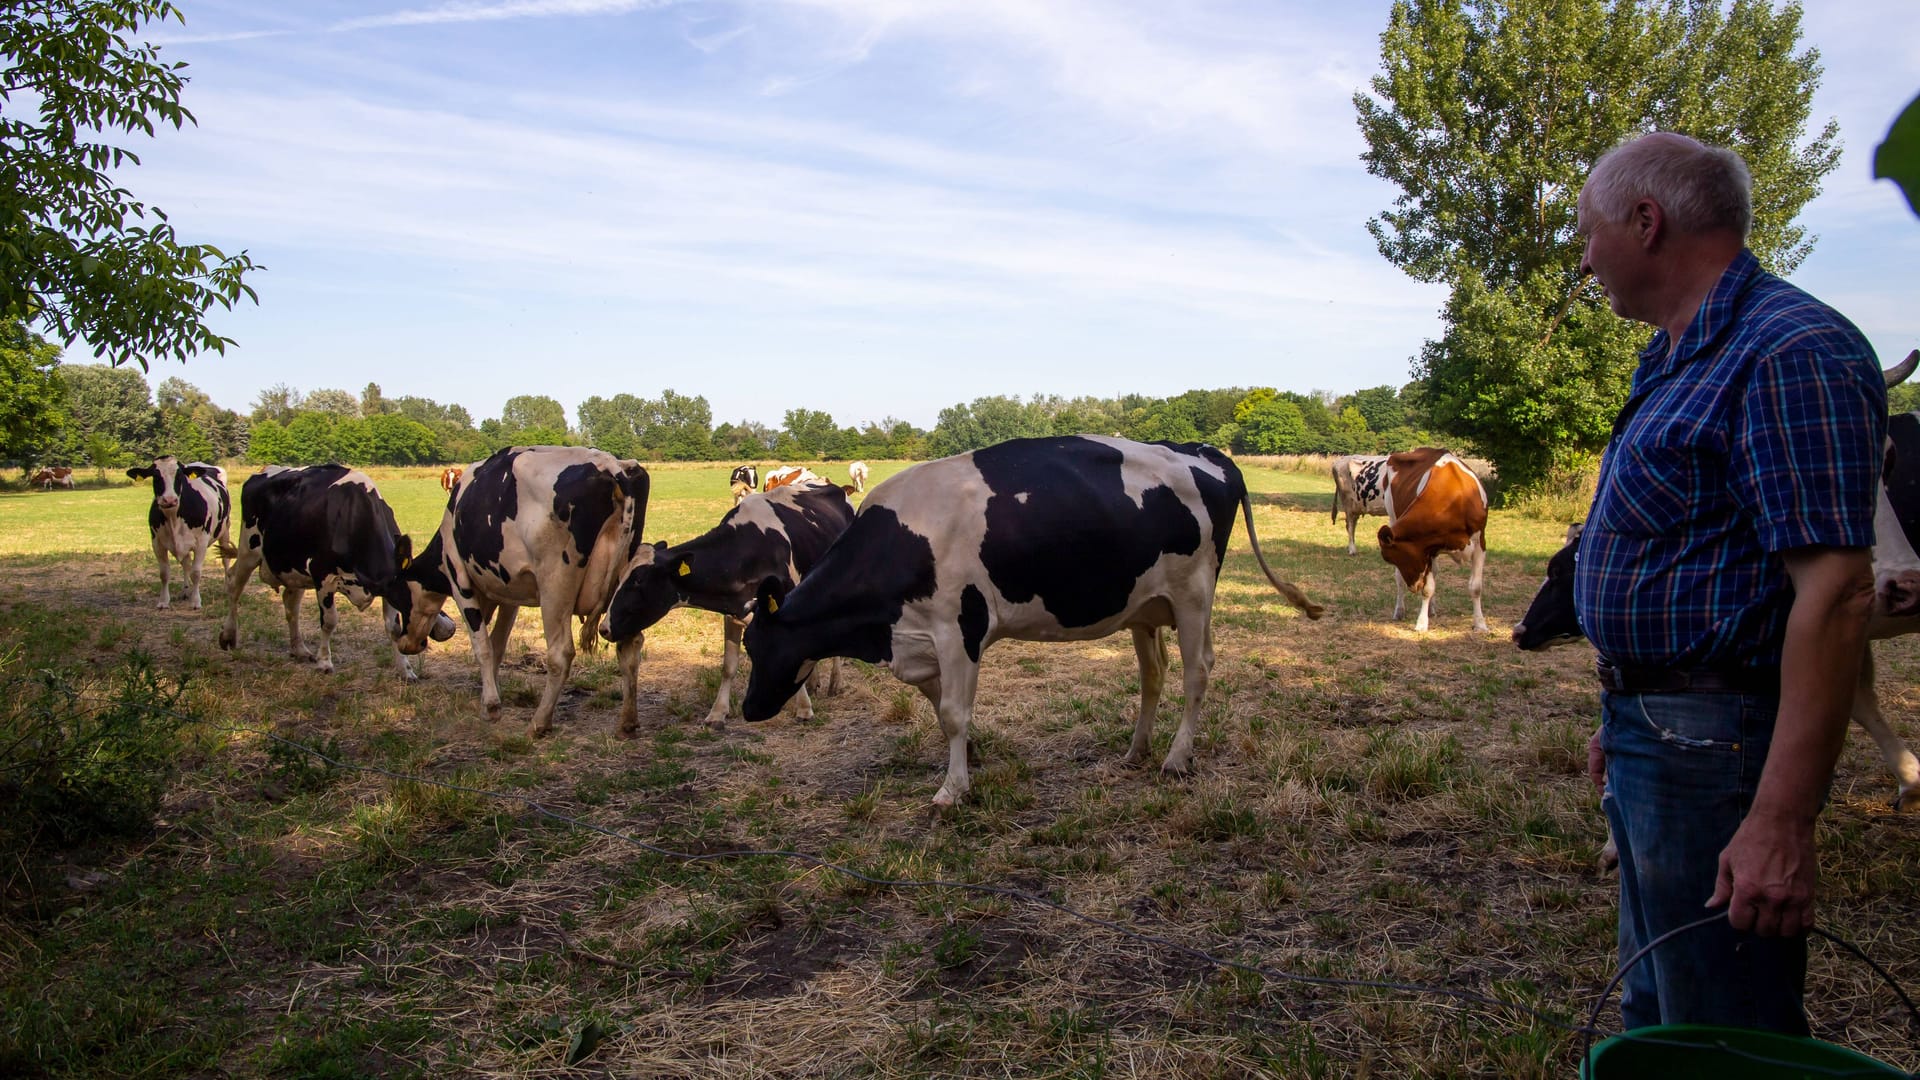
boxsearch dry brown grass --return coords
[2,464,1918,1078]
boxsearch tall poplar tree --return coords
[1355,0,1838,490]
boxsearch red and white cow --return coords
[386,446,651,737]
[1376,448,1488,632]
[440,466,464,492]
[1330,454,1389,555]
[762,465,820,492]
[127,457,235,610]
[31,466,75,491]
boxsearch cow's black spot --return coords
[974,437,1203,628]
[458,449,521,582]
[1180,443,1242,570]
[767,485,855,576]
[1890,413,1920,552]
[959,583,988,662]
[551,461,616,565]
[463,605,484,633]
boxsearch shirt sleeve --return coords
[1731,348,1885,554]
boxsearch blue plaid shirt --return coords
[1573,249,1884,670]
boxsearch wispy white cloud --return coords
[333,0,674,32]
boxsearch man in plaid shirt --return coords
[1572,132,1884,1033]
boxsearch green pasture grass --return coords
[1,457,1917,1078]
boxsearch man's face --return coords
[1576,195,1639,321]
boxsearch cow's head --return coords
[1512,530,1585,650]
[382,534,458,653]
[741,576,815,721]
[128,456,187,511]
[600,540,675,642]
[1376,523,1437,591]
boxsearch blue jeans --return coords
[1600,689,1810,1034]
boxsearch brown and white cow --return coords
[440,466,464,492]
[30,466,75,491]
[847,460,871,493]
[219,465,455,679]
[762,465,820,492]
[1376,448,1488,632]
[386,446,650,737]
[128,456,235,610]
[1330,454,1389,555]
[741,436,1324,808]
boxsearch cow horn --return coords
[1885,349,1919,390]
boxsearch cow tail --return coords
[578,614,601,656]
[1241,487,1325,619]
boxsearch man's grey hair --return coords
[1582,132,1752,238]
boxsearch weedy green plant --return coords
[0,648,195,849]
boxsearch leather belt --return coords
[1594,656,1780,696]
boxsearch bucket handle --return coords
[1581,910,1920,1076]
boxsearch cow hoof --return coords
[1159,759,1193,778]
[528,724,551,739]
[188,599,202,611]
[155,600,170,610]
[218,629,236,651]
[316,661,335,675]
[1895,786,1920,812]
[617,722,639,739]
[485,701,502,722]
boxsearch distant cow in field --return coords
[848,461,870,493]
[30,466,75,491]
[219,465,455,679]
[729,464,759,491]
[741,436,1324,808]
[601,482,856,725]
[1377,448,1488,632]
[440,466,464,492]
[387,446,650,737]
[128,456,235,610]
[1330,454,1389,555]
[763,465,820,492]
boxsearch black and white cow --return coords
[599,482,856,725]
[1331,454,1390,555]
[219,465,455,679]
[729,464,759,491]
[740,436,1325,808]
[128,456,235,610]
[386,446,650,737]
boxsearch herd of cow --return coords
[29,360,1920,810]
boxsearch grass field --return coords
[3,457,1919,1077]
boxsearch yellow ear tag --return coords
[400,554,411,569]
[767,596,779,613]
[677,561,691,577]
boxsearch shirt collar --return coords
[1637,248,1763,373]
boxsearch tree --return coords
[1356,0,1838,490]
[0,319,67,466]
[781,408,843,458]
[58,362,158,462]
[251,383,302,423]
[929,396,1051,457]
[301,388,360,418]
[1,0,259,368]
[499,395,566,435]
[1232,389,1308,454]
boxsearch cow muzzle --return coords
[1879,571,1920,620]
[429,612,458,642]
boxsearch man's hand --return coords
[1709,809,1817,935]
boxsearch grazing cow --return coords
[763,465,821,492]
[848,460,871,493]
[127,456,235,610]
[1377,449,1488,632]
[600,483,856,725]
[440,466,464,492]
[729,464,759,492]
[1330,454,1389,555]
[386,446,650,737]
[30,466,75,491]
[219,465,456,679]
[740,436,1324,808]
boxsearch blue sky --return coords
[95,0,1920,431]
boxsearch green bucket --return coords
[1581,1024,1910,1079]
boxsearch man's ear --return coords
[1632,197,1663,249]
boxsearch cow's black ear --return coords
[395,534,415,569]
[126,467,152,479]
[654,539,668,551]
[753,575,789,617]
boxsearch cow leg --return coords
[1123,625,1168,766]
[1852,650,1920,810]
[392,636,421,684]
[282,587,313,661]
[824,656,842,696]
[1162,618,1217,776]
[527,595,577,739]
[1413,566,1437,633]
[152,531,172,609]
[791,680,816,721]
[1345,512,1360,556]
[185,535,211,611]
[931,653,983,810]
[468,601,508,722]
[616,633,644,736]
[1467,531,1489,632]
[314,591,339,674]
[705,615,745,726]
[218,547,263,651]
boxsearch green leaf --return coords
[1874,93,1920,218]
[565,1020,612,1065]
